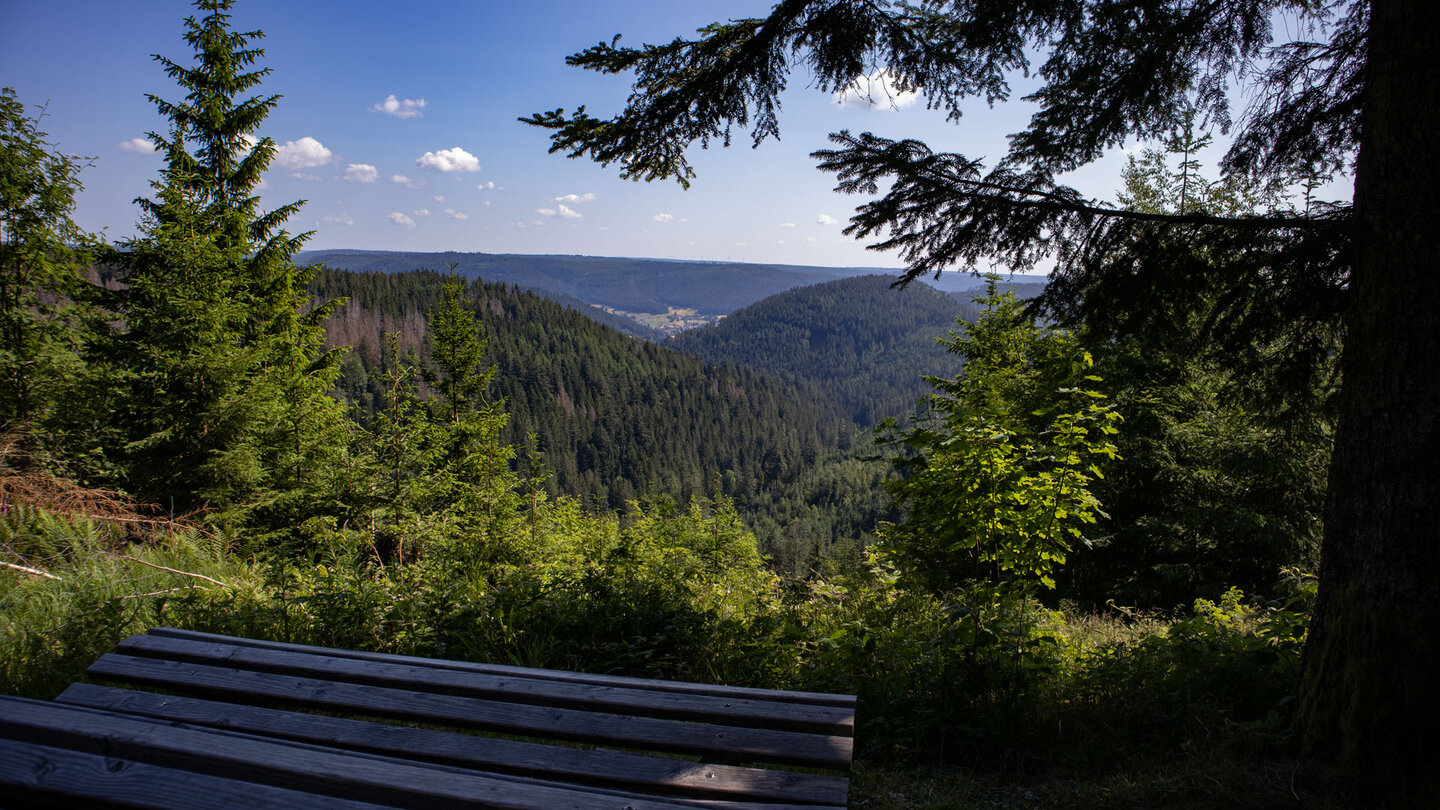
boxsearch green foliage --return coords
[1066,132,1334,607]
[108,0,344,519]
[0,505,263,698]
[310,265,877,560]
[879,277,1119,594]
[668,274,968,428]
[0,88,99,460]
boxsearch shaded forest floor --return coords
[852,757,1350,810]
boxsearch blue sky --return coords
[3,0,1267,269]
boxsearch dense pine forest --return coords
[308,265,889,572]
[4,0,1432,807]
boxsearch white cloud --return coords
[433,195,445,202]
[343,163,378,183]
[275,136,332,170]
[816,214,839,225]
[371,94,427,118]
[833,70,920,110]
[414,208,431,217]
[444,208,469,221]
[778,222,797,229]
[732,241,748,247]
[478,181,496,190]
[775,240,787,245]
[117,137,155,154]
[390,174,423,189]
[653,213,674,223]
[536,207,557,216]
[806,236,818,244]
[556,204,582,219]
[388,212,416,228]
[321,214,355,225]
[553,192,596,204]
[290,172,323,181]
[416,147,480,173]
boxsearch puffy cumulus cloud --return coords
[275,136,332,170]
[557,204,582,219]
[117,137,155,154]
[413,208,431,217]
[553,192,596,204]
[388,212,416,228]
[433,195,445,202]
[816,213,839,225]
[343,163,378,183]
[653,213,674,223]
[833,70,920,110]
[536,207,557,216]
[778,221,797,229]
[321,214,355,225]
[371,94,426,118]
[478,181,496,190]
[415,147,480,173]
[444,208,469,221]
[390,174,423,190]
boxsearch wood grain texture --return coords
[114,633,853,735]
[55,683,849,806]
[0,737,394,810]
[146,626,855,707]
[0,696,768,810]
[86,653,855,770]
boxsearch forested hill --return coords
[310,267,889,568]
[949,280,1047,305]
[299,249,884,317]
[668,275,978,428]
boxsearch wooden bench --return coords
[0,627,854,809]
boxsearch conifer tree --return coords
[422,277,517,531]
[0,88,100,472]
[110,0,343,516]
[529,0,1437,788]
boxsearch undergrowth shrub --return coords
[0,504,263,697]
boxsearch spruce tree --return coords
[110,0,343,519]
[528,1,1438,792]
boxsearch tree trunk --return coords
[1299,0,1440,797]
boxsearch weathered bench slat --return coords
[0,697,816,810]
[148,626,855,708]
[87,652,855,770]
[56,683,850,807]
[0,737,394,810]
[114,633,853,735]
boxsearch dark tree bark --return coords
[1300,0,1440,794]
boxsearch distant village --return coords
[593,304,724,336]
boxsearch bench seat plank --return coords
[55,683,849,806]
[147,626,855,708]
[1,697,821,810]
[114,633,853,735]
[86,652,854,770]
[0,737,394,810]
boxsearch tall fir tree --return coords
[109,0,344,519]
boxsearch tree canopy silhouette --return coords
[527,0,1438,795]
